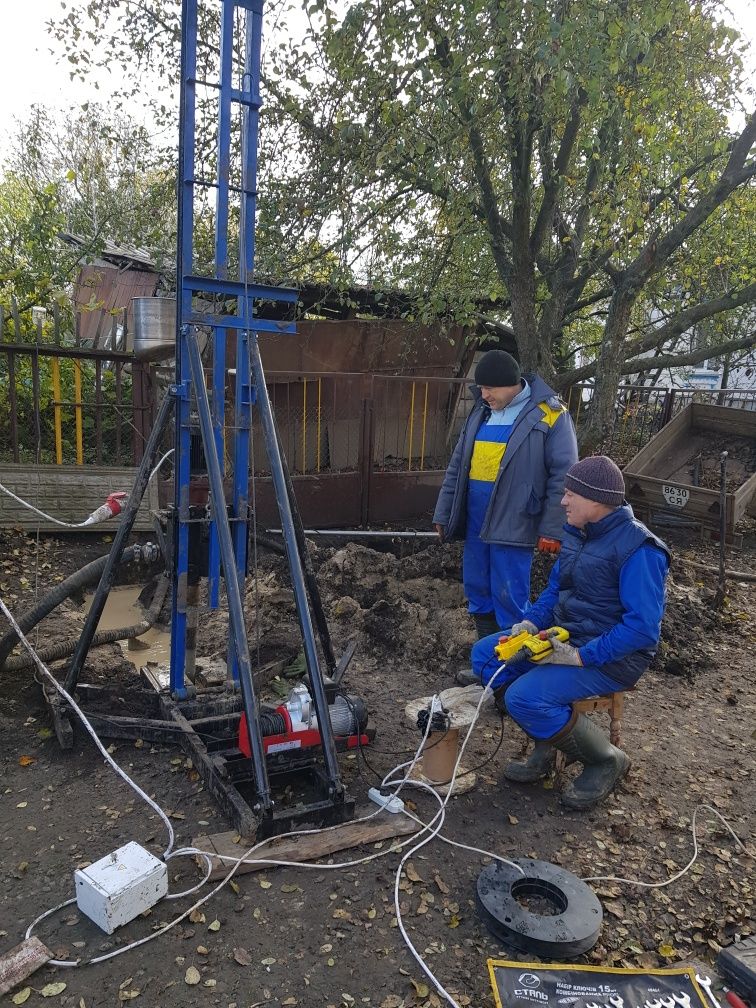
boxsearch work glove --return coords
[542,639,583,666]
[537,536,561,555]
[510,618,538,636]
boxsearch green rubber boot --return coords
[473,612,500,640]
[454,613,500,685]
[503,741,555,783]
[554,714,631,810]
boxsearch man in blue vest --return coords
[470,455,670,809]
[434,349,578,649]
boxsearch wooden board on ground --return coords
[193,806,418,882]
[0,937,53,997]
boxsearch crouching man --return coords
[470,455,669,810]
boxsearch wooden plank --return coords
[194,807,419,882]
[677,558,756,582]
[0,937,53,997]
[623,406,691,476]
[691,403,756,438]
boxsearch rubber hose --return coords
[2,574,170,672]
[0,546,141,668]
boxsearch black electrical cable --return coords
[457,718,506,777]
[0,546,148,668]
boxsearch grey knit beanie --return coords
[564,455,625,506]
[474,349,521,388]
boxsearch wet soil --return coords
[0,527,753,1008]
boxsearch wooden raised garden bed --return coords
[623,403,756,534]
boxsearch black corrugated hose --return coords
[1,574,170,672]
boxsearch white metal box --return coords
[75,842,168,934]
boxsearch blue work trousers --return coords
[471,631,625,739]
[463,537,532,630]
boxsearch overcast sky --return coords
[0,0,754,142]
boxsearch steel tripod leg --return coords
[64,392,175,692]
[270,410,337,677]
[186,328,272,814]
[249,336,344,800]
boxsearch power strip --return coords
[368,787,406,814]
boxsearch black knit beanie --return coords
[564,456,625,507]
[474,349,521,388]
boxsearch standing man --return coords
[434,349,578,644]
[470,455,670,809]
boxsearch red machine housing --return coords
[238,702,370,759]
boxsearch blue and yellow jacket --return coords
[433,374,578,547]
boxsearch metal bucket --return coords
[132,297,176,361]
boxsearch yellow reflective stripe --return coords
[469,440,507,482]
[537,401,566,428]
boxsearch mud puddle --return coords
[83,585,170,669]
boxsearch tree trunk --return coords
[508,270,544,375]
[717,351,732,405]
[580,284,637,450]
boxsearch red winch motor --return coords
[238,684,371,759]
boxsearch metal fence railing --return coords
[0,343,156,466]
[3,343,754,480]
[565,383,756,466]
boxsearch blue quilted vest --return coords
[554,505,670,686]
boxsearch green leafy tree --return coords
[0,104,176,335]
[51,0,756,445]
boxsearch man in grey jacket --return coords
[434,350,578,649]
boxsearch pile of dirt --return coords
[195,540,738,687]
[667,433,756,494]
[198,542,473,686]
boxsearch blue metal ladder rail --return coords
[171,0,345,816]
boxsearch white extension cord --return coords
[2,592,752,1002]
[0,449,172,529]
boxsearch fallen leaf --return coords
[16,801,28,808]
[12,989,31,1005]
[189,910,205,924]
[185,966,201,985]
[405,862,423,883]
[658,942,676,957]
[229,880,240,895]
[261,957,277,966]
[196,946,209,955]
[434,874,449,894]
[412,980,430,997]
[234,947,252,966]
[40,983,67,997]
[207,919,221,932]
[203,979,216,987]
[508,814,519,825]
[259,879,272,889]
[18,756,35,767]
[118,992,140,1002]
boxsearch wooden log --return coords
[675,558,756,583]
[0,937,53,996]
[194,807,418,882]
